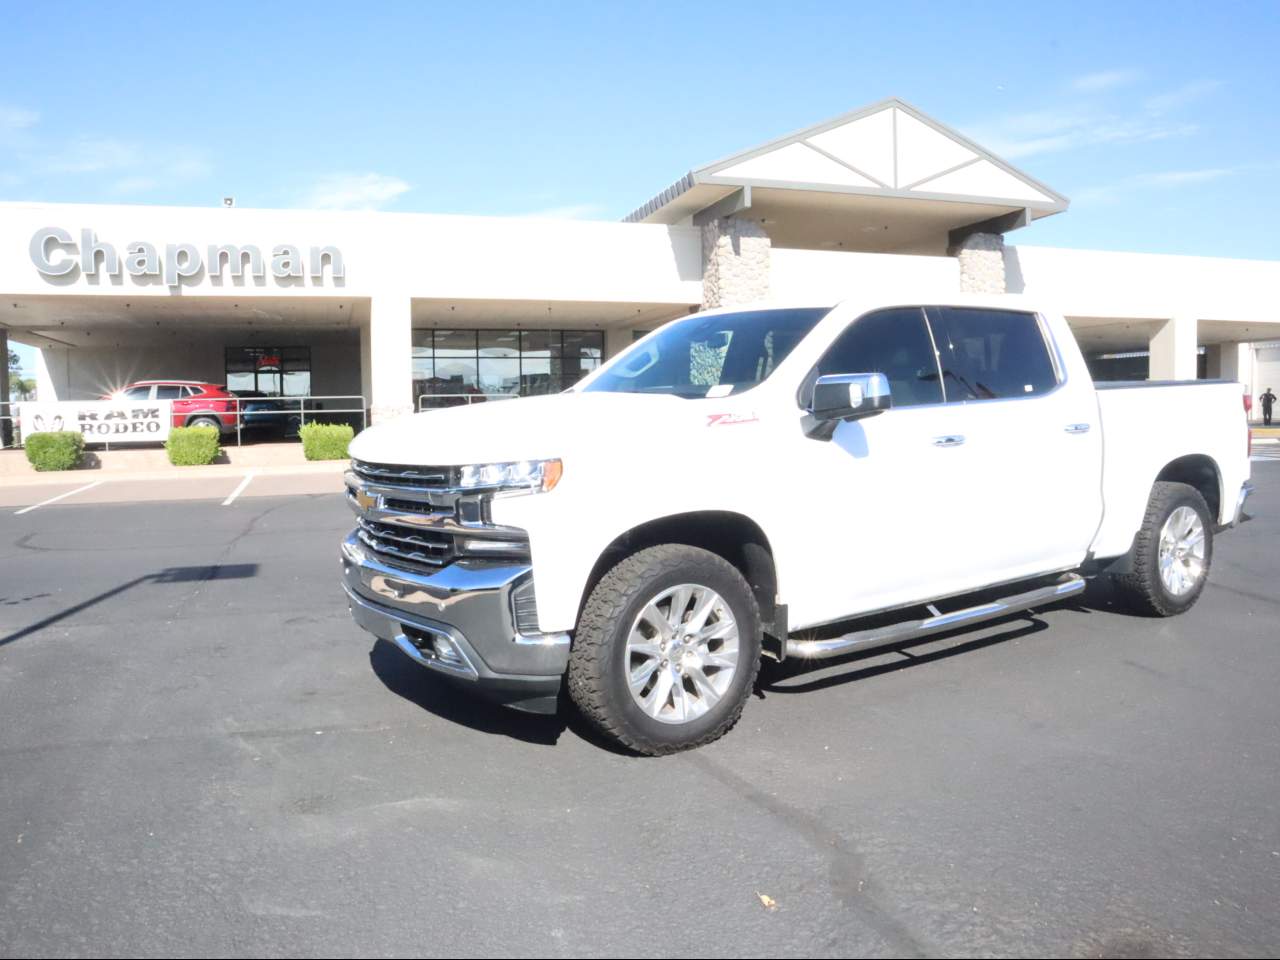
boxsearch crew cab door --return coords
[787,306,977,625]
[924,306,1103,581]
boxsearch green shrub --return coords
[300,422,353,460]
[166,425,221,466]
[24,431,85,471]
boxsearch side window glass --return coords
[930,308,1058,401]
[815,307,943,407]
[155,385,182,399]
[123,386,152,400]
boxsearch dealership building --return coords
[2,98,1279,424]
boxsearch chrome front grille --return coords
[351,459,456,490]
[355,517,453,572]
[348,460,530,575]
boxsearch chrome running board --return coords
[785,574,1086,661]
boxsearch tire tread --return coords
[1110,481,1212,617]
[567,544,761,756]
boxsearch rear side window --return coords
[155,385,183,399]
[928,307,1058,401]
[815,307,944,407]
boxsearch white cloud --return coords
[109,175,160,196]
[969,75,1225,162]
[1074,166,1237,204]
[48,137,142,173]
[973,108,1197,159]
[0,105,38,132]
[46,140,211,196]
[1145,79,1225,114]
[1072,69,1142,93]
[299,172,411,210]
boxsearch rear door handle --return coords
[932,435,965,447]
[1064,423,1091,434]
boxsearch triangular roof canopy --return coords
[625,98,1068,252]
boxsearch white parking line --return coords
[222,471,257,506]
[13,479,107,515]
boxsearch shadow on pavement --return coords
[368,638,569,747]
[759,614,1052,695]
[0,564,258,649]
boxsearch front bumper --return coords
[341,534,569,714]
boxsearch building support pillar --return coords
[367,296,414,424]
[1149,316,1199,381]
[0,328,10,446]
[949,231,1007,293]
[1213,342,1252,386]
[701,217,770,309]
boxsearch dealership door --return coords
[225,346,312,396]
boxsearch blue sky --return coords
[3,1,1278,373]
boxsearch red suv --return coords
[106,381,240,433]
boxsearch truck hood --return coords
[348,392,698,466]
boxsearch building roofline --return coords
[624,97,1069,224]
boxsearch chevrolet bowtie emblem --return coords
[355,488,380,512]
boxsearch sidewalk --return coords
[0,443,348,486]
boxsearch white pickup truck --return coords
[341,294,1253,754]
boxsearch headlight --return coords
[458,459,563,494]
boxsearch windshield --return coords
[584,307,830,398]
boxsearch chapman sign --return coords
[29,228,345,287]
[20,401,173,444]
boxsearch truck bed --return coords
[1090,379,1249,559]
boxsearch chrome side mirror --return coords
[804,372,892,440]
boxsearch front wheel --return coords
[1109,481,1214,617]
[567,544,761,756]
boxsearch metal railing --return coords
[0,395,369,449]
[417,392,519,412]
[230,394,367,446]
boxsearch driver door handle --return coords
[932,435,966,447]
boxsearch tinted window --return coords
[123,386,151,400]
[930,307,1058,401]
[815,307,943,407]
[155,385,183,399]
[586,308,828,398]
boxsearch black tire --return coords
[567,544,762,756]
[1110,481,1213,617]
[187,415,221,431]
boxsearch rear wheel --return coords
[567,544,761,756]
[187,415,221,431]
[1110,481,1213,617]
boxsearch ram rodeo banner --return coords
[340,293,1253,755]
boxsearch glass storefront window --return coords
[412,329,605,405]
[225,346,312,396]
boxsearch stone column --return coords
[367,296,414,424]
[950,232,1007,294]
[1149,316,1199,381]
[701,217,770,309]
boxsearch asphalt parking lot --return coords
[1,466,1277,958]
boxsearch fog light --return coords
[432,635,465,667]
